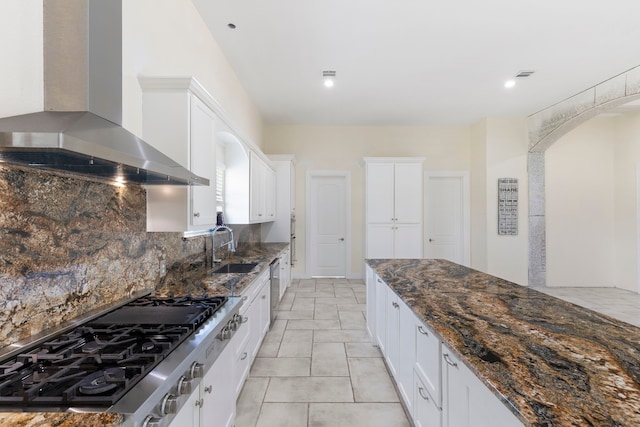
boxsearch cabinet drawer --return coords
[414,369,442,427]
[415,320,441,407]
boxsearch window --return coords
[216,143,226,213]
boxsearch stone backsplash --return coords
[0,165,259,348]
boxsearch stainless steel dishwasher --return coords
[269,258,281,325]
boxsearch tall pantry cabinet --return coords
[364,157,424,259]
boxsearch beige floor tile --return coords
[345,342,382,358]
[334,288,355,298]
[256,403,309,427]
[263,319,288,344]
[295,291,337,298]
[276,310,315,320]
[309,403,410,427]
[354,292,366,304]
[235,377,270,427]
[287,319,342,330]
[314,303,339,320]
[311,342,349,376]
[314,329,370,343]
[338,311,365,330]
[251,357,311,377]
[292,297,316,311]
[278,330,313,357]
[316,297,357,305]
[264,377,354,402]
[348,358,399,402]
[337,303,367,312]
[257,340,281,358]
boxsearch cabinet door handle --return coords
[418,386,429,401]
[242,296,248,302]
[377,278,382,283]
[204,385,212,394]
[443,353,458,367]
[195,398,204,407]
[392,301,399,309]
[193,212,200,218]
[262,294,266,299]
[240,352,248,361]
[417,326,428,336]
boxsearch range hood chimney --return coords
[0,0,208,186]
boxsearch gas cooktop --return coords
[0,295,228,408]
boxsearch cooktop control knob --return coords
[161,393,179,415]
[142,415,162,427]
[190,362,205,379]
[178,375,194,395]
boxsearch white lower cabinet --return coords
[442,347,521,427]
[414,369,442,427]
[200,339,236,427]
[366,265,523,427]
[169,334,236,427]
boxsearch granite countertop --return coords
[0,243,288,426]
[368,258,640,427]
[153,242,289,298]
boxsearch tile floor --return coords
[235,278,411,427]
[538,286,640,327]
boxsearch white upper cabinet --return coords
[224,143,276,225]
[364,157,424,258]
[262,155,296,243]
[139,77,219,232]
[249,152,276,222]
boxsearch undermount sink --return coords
[212,262,258,274]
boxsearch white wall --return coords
[613,111,640,293]
[484,118,529,286]
[263,125,471,278]
[0,0,43,117]
[470,119,488,272]
[122,0,263,148]
[545,116,615,287]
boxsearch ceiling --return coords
[193,0,640,126]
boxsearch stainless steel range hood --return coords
[0,0,208,186]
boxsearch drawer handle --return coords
[392,301,399,309]
[242,316,249,324]
[377,278,382,283]
[262,294,266,299]
[443,353,458,367]
[193,212,200,218]
[240,352,248,361]
[204,385,212,394]
[195,398,204,408]
[417,326,428,336]
[242,296,248,302]
[418,386,429,401]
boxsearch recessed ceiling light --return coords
[504,80,516,89]
[227,23,236,29]
[322,70,336,88]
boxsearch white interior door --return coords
[307,172,350,277]
[424,172,470,265]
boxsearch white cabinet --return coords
[279,249,291,300]
[139,77,219,232]
[367,265,522,427]
[249,151,276,223]
[233,269,271,398]
[414,369,442,427]
[415,320,442,408]
[365,264,376,340]
[262,155,296,244]
[170,337,236,427]
[170,389,200,427]
[364,157,424,259]
[200,338,236,427]
[442,346,522,427]
[374,275,387,355]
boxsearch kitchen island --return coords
[0,243,288,427]
[368,258,640,426]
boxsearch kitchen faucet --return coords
[210,225,236,263]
